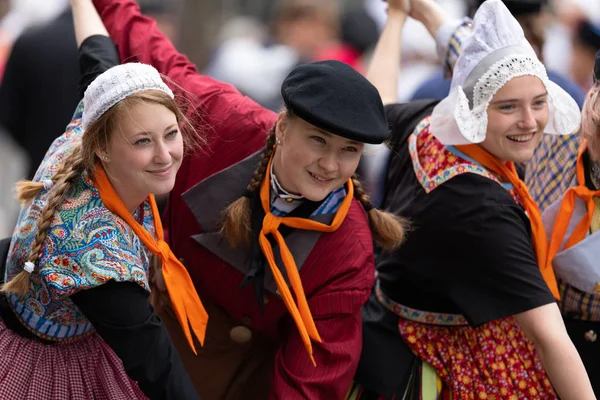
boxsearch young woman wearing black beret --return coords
[87,0,407,398]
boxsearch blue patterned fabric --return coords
[4,102,156,341]
[271,186,347,217]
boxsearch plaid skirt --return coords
[0,317,147,400]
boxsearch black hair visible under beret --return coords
[281,60,388,144]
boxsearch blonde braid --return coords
[351,175,408,252]
[220,127,277,248]
[2,147,86,295]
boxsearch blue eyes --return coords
[134,130,179,146]
[311,136,358,152]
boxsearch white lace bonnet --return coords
[82,63,174,130]
[430,0,581,145]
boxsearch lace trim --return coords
[454,54,548,142]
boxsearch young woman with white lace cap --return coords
[0,0,205,398]
[349,0,595,398]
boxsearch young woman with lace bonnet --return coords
[542,50,600,395]
[349,0,595,398]
[88,0,407,398]
[0,0,206,398]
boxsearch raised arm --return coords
[366,2,407,105]
[72,0,109,47]
[367,0,448,105]
[91,0,276,139]
[72,0,120,99]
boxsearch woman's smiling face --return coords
[481,75,549,163]
[271,114,364,201]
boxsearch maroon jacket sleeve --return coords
[271,212,375,399]
[92,0,277,150]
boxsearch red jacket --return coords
[93,1,375,398]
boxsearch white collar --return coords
[270,161,304,202]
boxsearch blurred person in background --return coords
[207,0,368,111]
[569,19,600,93]
[0,2,79,181]
[0,0,11,77]
[0,0,25,239]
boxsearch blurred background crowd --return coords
[0,0,598,237]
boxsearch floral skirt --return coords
[398,317,556,399]
[351,285,558,399]
[0,317,147,400]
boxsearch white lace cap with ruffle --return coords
[430,0,581,145]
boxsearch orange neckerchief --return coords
[456,144,560,299]
[259,158,354,366]
[547,141,600,269]
[93,164,208,354]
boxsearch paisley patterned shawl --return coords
[4,102,156,341]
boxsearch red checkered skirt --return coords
[0,318,147,400]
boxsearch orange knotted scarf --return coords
[93,164,208,354]
[258,158,354,366]
[456,144,560,299]
[547,141,600,271]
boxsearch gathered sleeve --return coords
[78,34,120,99]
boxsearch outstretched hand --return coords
[385,0,446,36]
[384,0,411,15]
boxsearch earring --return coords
[276,138,282,146]
[101,155,109,162]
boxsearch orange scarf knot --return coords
[261,213,282,234]
[157,240,171,261]
[548,141,600,267]
[258,157,354,366]
[93,164,208,354]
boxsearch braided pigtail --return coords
[351,175,408,252]
[2,146,86,296]
[220,126,277,248]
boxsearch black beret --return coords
[281,60,388,144]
